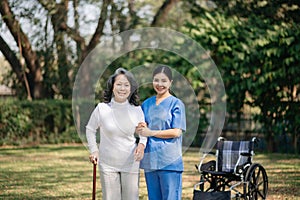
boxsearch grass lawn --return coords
[0,144,299,199]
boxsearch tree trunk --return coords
[0,36,23,81]
[84,0,111,60]
[49,0,71,98]
[0,0,44,99]
[151,0,180,26]
[293,131,299,154]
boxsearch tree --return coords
[186,0,300,152]
[0,0,181,99]
[0,0,43,99]
[248,22,300,153]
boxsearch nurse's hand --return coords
[134,143,145,161]
[89,151,99,165]
[140,127,156,137]
[136,124,155,137]
[137,122,147,128]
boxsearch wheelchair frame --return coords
[194,137,268,200]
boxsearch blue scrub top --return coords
[140,95,186,172]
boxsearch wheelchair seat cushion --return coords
[218,140,252,172]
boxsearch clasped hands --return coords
[135,122,156,137]
[88,122,155,165]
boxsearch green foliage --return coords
[1,0,299,153]
[186,12,253,131]
[185,8,300,152]
[0,99,80,146]
[248,22,300,153]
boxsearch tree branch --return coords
[0,0,43,99]
[85,0,111,57]
[0,35,23,81]
[0,0,39,74]
[151,0,180,26]
[38,0,86,47]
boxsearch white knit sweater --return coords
[86,98,146,172]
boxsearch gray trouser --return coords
[100,170,139,200]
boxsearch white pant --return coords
[100,170,139,200]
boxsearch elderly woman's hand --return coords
[134,143,145,161]
[89,151,99,165]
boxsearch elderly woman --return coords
[86,68,147,200]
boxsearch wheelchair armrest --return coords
[196,151,216,172]
[199,160,216,171]
[201,151,215,156]
[234,152,252,174]
[240,152,252,157]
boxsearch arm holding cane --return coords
[89,151,99,165]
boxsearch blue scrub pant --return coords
[144,170,182,200]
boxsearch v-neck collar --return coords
[155,95,172,106]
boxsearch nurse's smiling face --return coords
[113,74,131,103]
[153,72,172,96]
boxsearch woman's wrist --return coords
[138,143,145,148]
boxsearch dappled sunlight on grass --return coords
[0,145,299,199]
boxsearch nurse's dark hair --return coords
[103,68,140,106]
[152,65,172,81]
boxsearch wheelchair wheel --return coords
[245,163,268,200]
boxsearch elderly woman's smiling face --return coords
[113,74,131,103]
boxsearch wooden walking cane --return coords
[92,163,96,200]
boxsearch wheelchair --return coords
[193,137,268,200]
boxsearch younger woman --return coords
[136,65,186,200]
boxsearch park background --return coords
[0,0,299,199]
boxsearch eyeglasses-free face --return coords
[113,74,131,103]
[152,72,172,97]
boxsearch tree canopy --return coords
[0,0,299,152]
[0,0,182,99]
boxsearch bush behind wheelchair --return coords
[193,137,268,200]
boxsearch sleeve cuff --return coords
[139,136,147,147]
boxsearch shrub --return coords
[0,99,81,146]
